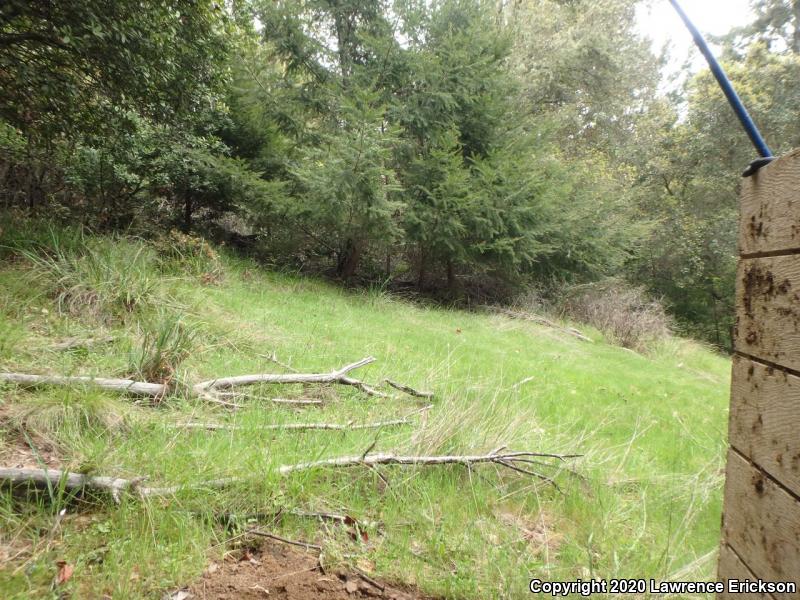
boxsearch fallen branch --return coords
[383,379,433,398]
[2,356,403,403]
[168,418,412,432]
[269,397,324,406]
[214,392,323,406]
[0,467,144,503]
[198,393,243,409]
[0,448,576,501]
[277,450,579,475]
[193,357,388,398]
[337,376,388,397]
[0,467,241,500]
[0,373,167,397]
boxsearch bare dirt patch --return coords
[0,430,62,470]
[182,542,436,600]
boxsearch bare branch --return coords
[168,418,412,432]
[383,379,433,398]
[277,450,578,476]
[198,392,243,409]
[0,449,576,500]
[214,394,324,407]
[0,373,167,397]
[0,467,143,504]
[193,357,381,395]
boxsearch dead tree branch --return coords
[0,448,577,501]
[0,467,145,503]
[277,450,579,476]
[214,392,323,406]
[168,418,412,432]
[193,357,388,397]
[383,379,433,398]
[2,356,409,403]
[0,373,167,397]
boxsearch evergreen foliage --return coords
[4,0,800,345]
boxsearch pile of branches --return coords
[0,355,580,501]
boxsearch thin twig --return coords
[247,529,322,551]
[199,393,243,409]
[383,379,433,398]
[258,351,299,373]
[215,392,324,406]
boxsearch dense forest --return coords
[2,0,800,348]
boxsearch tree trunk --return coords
[337,238,362,280]
[709,289,721,349]
[793,0,800,54]
[183,194,193,232]
[417,248,427,290]
[332,4,353,87]
[446,257,456,291]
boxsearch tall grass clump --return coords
[5,388,131,442]
[127,313,196,383]
[0,215,85,260]
[19,235,163,321]
[560,280,670,353]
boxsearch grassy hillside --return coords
[0,225,730,598]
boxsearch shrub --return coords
[152,229,223,283]
[560,280,670,353]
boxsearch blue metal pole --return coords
[668,0,774,169]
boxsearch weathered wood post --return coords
[718,149,800,598]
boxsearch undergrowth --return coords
[0,223,731,599]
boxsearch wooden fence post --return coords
[718,149,800,599]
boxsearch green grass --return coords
[0,227,730,598]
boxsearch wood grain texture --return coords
[721,450,800,598]
[740,148,800,255]
[730,356,800,498]
[718,543,774,600]
[734,256,800,370]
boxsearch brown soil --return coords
[0,431,62,470]
[182,543,435,600]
